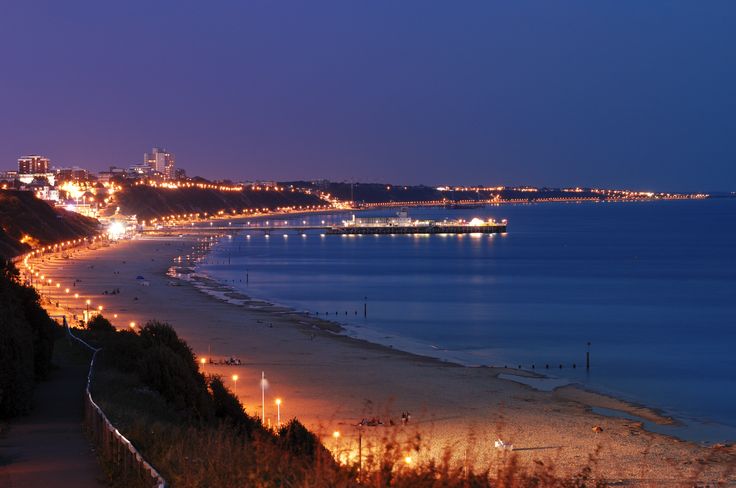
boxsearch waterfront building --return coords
[97,166,127,183]
[144,147,175,179]
[17,155,55,185]
[129,162,155,177]
[55,166,89,182]
[18,155,49,174]
[0,170,18,181]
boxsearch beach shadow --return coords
[512,446,563,451]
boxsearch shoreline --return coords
[182,254,685,431]
[27,234,736,484]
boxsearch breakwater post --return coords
[586,342,591,370]
[364,296,367,317]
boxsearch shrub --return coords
[87,314,115,333]
[0,259,57,418]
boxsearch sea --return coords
[196,199,736,443]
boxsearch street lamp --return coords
[232,374,239,394]
[275,398,282,426]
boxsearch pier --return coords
[326,223,506,235]
[145,222,507,235]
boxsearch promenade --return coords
[0,341,105,488]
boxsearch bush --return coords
[0,259,58,418]
[87,314,115,333]
[278,418,325,460]
[209,376,263,438]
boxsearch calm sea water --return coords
[198,199,736,442]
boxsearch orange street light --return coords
[232,374,239,394]
[275,398,282,426]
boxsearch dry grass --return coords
[82,324,735,488]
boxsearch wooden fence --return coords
[65,319,167,488]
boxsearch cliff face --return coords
[0,190,100,258]
[113,185,325,221]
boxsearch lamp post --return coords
[260,371,267,422]
[275,398,282,427]
[357,425,363,476]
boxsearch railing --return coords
[64,319,167,488]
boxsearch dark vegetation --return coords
[113,185,325,222]
[0,190,99,258]
[81,317,610,487]
[284,181,607,204]
[0,260,59,417]
[84,319,342,487]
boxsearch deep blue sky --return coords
[1,1,734,191]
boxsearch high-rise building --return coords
[18,155,50,175]
[144,147,175,179]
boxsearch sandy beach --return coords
[29,235,736,486]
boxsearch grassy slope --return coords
[112,186,325,221]
[0,190,100,259]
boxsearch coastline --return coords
[184,252,689,432]
[186,247,676,421]
[29,234,736,484]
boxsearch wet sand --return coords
[28,236,736,486]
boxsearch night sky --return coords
[1,1,734,191]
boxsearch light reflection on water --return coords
[200,200,736,442]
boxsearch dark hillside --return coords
[0,190,100,259]
[0,260,58,417]
[113,186,326,221]
[285,181,608,204]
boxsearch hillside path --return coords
[0,343,106,488]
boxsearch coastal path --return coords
[0,341,106,488]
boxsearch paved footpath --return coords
[0,346,106,488]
